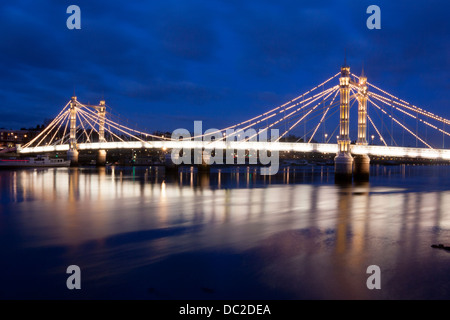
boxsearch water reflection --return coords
[1,165,450,299]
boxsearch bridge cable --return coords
[368,97,433,149]
[241,86,338,142]
[222,86,338,143]
[368,93,450,142]
[308,89,339,143]
[201,85,338,142]
[187,73,341,140]
[21,102,71,149]
[275,87,339,142]
[47,111,71,146]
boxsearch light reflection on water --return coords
[1,165,450,299]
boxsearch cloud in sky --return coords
[0,0,448,134]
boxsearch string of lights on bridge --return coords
[19,69,450,160]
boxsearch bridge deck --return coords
[17,141,450,160]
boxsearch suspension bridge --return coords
[17,64,450,180]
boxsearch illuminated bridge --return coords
[18,64,450,179]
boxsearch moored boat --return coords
[0,155,71,168]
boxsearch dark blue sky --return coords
[0,0,448,133]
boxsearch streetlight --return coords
[336,135,339,142]
[324,133,328,143]
[371,135,375,145]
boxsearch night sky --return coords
[0,0,448,135]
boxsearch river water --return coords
[1,164,450,299]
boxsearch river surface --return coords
[1,164,450,300]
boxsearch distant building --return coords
[0,129,39,150]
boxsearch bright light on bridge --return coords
[17,140,450,161]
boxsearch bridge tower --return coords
[334,65,354,181]
[354,70,370,181]
[67,96,79,166]
[97,100,107,166]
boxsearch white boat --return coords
[0,155,71,168]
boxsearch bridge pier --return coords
[334,153,353,182]
[67,149,79,167]
[97,150,107,166]
[165,152,179,175]
[198,150,211,173]
[353,154,370,181]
